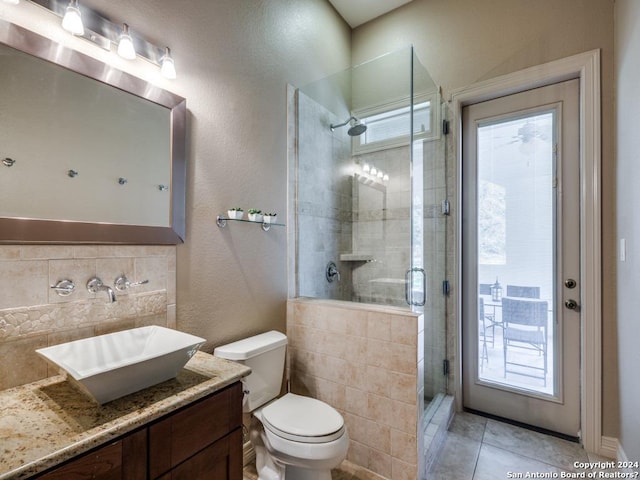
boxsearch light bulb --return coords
[160,47,177,79]
[117,23,136,60]
[61,0,84,36]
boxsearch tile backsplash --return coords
[0,245,176,390]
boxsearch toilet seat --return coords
[260,393,345,444]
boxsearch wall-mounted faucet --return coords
[326,261,341,283]
[87,276,116,303]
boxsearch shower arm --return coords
[330,116,358,131]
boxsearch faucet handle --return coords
[51,279,75,296]
[114,275,150,292]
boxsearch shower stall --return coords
[288,46,450,423]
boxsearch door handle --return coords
[405,267,426,307]
[565,299,579,310]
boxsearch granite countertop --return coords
[0,351,250,480]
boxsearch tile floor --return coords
[428,412,627,480]
[243,411,634,479]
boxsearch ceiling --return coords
[327,0,415,28]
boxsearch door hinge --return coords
[441,199,450,216]
[443,359,450,377]
[443,119,450,135]
[442,280,450,296]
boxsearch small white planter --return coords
[227,210,244,220]
[263,215,277,224]
[248,213,263,222]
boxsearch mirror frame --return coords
[0,20,186,244]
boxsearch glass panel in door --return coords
[476,111,556,396]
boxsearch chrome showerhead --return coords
[347,121,367,136]
[330,116,367,137]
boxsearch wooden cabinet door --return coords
[169,428,242,480]
[38,441,123,480]
[149,383,242,479]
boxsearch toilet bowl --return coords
[214,331,349,480]
[252,393,349,480]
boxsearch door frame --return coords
[450,50,602,453]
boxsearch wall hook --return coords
[2,158,15,167]
[118,177,128,185]
[68,169,79,178]
[158,184,168,191]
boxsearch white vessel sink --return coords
[36,326,206,404]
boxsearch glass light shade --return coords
[117,24,136,60]
[370,167,378,176]
[160,48,176,79]
[2,0,20,4]
[62,3,84,36]
[362,163,370,173]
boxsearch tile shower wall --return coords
[296,91,353,300]
[351,145,411,306]
[0,245,176,391]
[287,297,424,480]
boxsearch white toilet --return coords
[214,330,349,480]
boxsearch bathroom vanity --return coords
[0,352,250,480]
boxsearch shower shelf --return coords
[339,253,374,262]
[216,215,285,232]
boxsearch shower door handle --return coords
[405,267,426,306]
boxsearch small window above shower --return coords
[351,92,441,155]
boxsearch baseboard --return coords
[601,436,637,474]
[600,436,618,459]
[243,441,256,467]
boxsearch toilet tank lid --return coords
[213,330,287,361]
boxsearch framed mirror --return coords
[0,20,186,244]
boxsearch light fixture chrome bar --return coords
[27,0,169,66]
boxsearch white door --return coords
[462,79,581,437]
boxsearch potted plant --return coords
[263,212,278,224]
[247,208,263,222]
[227,207,244,220]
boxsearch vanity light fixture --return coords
[2,0,20,4]
[61,0,84,36]
[160,47,176,80]
[29,0,179,79]
[117,23,136,60]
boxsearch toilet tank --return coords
[213,330,287,412]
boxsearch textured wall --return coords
[614,0,640,462]
[352,0,617,437]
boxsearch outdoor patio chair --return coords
[502,297,549,386]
